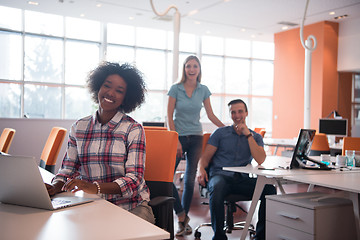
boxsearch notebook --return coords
[0,155,93,210]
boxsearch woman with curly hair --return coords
[46,62,154,223]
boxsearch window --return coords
[65,17,101,42]
[0,31,22,80]
[0,6,22,31]
[24,35,63,83]
[252,60,273,96]
[65,40,100,85]
[0,83,21,118]
[201,55,224,93]
[107,23,135,45]
[136,48,167,91]
[25,10,63,36]
[0,5,274,134]
[224,58,250,95]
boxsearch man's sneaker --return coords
[185,223,192,235]
[175,215,190,236]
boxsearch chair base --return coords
[193,221,256,239]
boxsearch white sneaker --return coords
[175,215,190,236]
[185,224,192,235]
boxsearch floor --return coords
[172,177,331,240]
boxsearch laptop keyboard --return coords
[51,198,71,206]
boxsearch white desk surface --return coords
[263,138,296,147]
[284,172,360,194]
[223,155,360,240]
[0,168,169,240]
[223,155,357,178]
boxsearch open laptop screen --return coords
[290,129,331,170]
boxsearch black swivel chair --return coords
[194,178,256,239]
[194,133,256,239]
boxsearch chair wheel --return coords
[194,230,201,239]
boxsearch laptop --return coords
[290,129,333,170]
[0,155,93,210]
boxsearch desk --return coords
[264,138,343,156]
[0,168,170,240]
[223,156,360,240]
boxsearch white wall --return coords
[0,118,75,173]
[338,18,360,72]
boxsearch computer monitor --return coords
[290,129,331,170]
[319,118,348,137]
[142,122,165,127]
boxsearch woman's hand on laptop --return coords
[45,181,64,196]
[61,178,97,194]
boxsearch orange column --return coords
[273,21,339,138]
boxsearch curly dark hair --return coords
[87,61,147,113]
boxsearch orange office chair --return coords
[202,133,211,153]
[310,133,330,156]
[342,137,360,155]
[144,129,178,240]
[254,128,266,138]
[143,126,168,131]
[0,128,16,154]
[259,129,266,138]
[39,127,67,174]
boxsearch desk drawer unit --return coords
[266,192,356,240]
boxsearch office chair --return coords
[254,128,266,138]
[310,133,330,156]
[342,137,360,155]
[144,129,178,240]
[194,179,256,239]
[39,127,67,174]
[194,132,255,239]
[0,128,16,154]
[143,126,168,131]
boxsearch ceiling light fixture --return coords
[282,26,289,30]
[129,16,134,20]
[334,14,348,20]
[187,9,199,16]
[96,3,102,7]
[329,11,335,15]
[80,14,85,17]
[28,1,39,5]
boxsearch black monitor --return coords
[290,129,332,170]
[142,122,165,127]
[319,118,348,137]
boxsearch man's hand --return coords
[234,121,250,136]
[197,166,208,187]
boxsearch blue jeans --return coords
[173,135,203,216]
[208,173,276,240]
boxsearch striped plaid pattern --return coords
[53,111,150,210]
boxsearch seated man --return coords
[197,99,276,240]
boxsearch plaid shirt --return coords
[53,111,150,210]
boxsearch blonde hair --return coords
[179,55,202,84]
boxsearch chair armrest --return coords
[149,196,175,207]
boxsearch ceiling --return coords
[1,0,360,42]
